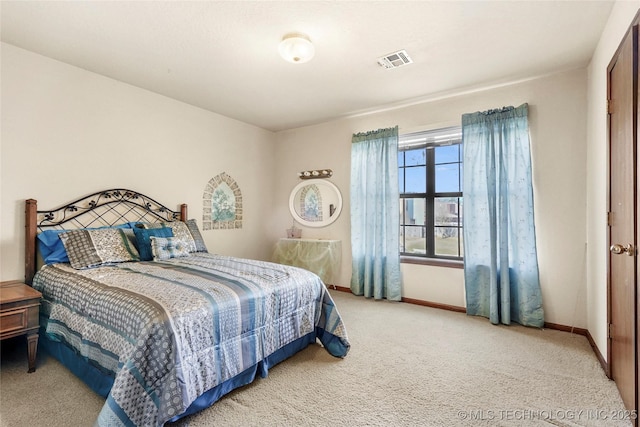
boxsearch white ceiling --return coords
[1,1,615,132]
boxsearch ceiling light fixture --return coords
[279,33,315,64]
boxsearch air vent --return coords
[377,50,413,69]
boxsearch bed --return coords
[24,189,350,427]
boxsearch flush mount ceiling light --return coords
[278,33,315,64]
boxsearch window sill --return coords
[400,256,463,269]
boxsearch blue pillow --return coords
[37,224,133,265]
[37,230,70,264]
[133,226,174,261]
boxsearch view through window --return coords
[399,126,463,259]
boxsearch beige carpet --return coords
[0,291,633,427]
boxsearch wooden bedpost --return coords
[180,204,188,221]
[25,199,37,285]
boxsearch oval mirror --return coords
[289,179,343,228]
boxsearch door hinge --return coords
[609,323,614,339]
[607,99,613,115]
[607,211,613,226]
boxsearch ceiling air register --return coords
[377,50,413,69]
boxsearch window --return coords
[399,126,463,260]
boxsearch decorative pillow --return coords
[149,236,191,261]
[143,221,197,253]
[60,228,140,269]
[37,224,132,265]
[184,219,208,253]
[133,226,174,261]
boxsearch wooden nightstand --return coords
[0,281,42,373]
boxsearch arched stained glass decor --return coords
[299,184,323,222]
[203,172,243,230]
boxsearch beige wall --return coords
[5,4,636,336]
[273,68,589,328]
[0,43,277,281]
[586,2,640,361]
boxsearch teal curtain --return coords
[350,126,402,301]
[462,104,544,327]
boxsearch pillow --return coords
[143,221,197,253]
[37,229,71,264]
[133,226,174,261]
[184,219,208,253]
[149,236,191,261]
[37,223,132,265]
[59,228,140,269]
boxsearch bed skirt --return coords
[40,327,319,422]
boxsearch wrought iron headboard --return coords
[25,189,188,284]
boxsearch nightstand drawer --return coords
[1,308,29,336]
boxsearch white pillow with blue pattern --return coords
[149,236,191,261]
[143,221,198,253]
[184,219,208,252]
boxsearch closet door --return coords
[607,16,638,423]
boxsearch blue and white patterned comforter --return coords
[32,253,350,426]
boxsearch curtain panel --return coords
[462,104,544,327]
[350,126,402,301]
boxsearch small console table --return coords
[272,238,342,286]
